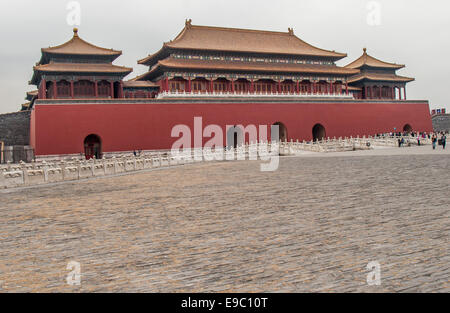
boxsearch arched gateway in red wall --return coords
[403,124,413,132]
[84,134,102,160]
[312,124,326,141]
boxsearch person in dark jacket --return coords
[432,134,437,150]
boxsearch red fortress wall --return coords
[30,99,432,156]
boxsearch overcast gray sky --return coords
[0,0,448,113]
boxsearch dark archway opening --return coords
[272,122,288,142]
[312,123,326,141]
[403,124,412,133]
[226,126,243,149]
[84,134,102,160]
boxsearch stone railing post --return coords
[74,160,79,180]
[143,155,148,168]
[42,160,49,182]
[90,159,95,176]
[60,160,66,181]
[112,156,117,174]
[20,161,29,185]
[0,167,5,187]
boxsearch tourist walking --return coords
[441,133,446,149]
[432,134,437,150]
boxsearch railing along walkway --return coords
[0,135,431,189]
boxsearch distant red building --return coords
[27,21,432,158]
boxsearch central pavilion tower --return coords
[136,20,359,97]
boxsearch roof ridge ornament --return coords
[73,27,79,37]
[288,27,294,35]
[363,47,367,54]
[185,19,192,28]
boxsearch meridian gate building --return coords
[26,20,432,158]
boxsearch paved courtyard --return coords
[0,146,449,292]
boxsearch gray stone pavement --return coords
[0,146,449,292]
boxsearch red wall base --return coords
[30,100,433,156]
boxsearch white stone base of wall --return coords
[1,135,430,189]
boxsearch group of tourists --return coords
[431,133,447,150]
[375,131,448,149]
[397,137,406,147]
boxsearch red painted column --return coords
[110,81,114,98]
[345,82,349,95]
[403,86,406,100]
[370,86,374,99]
[278,81,281,94]
[209,79,213,93]
[39,79,46,99]
[118,81,124,98]
[250,80,254,93]
[94,81,98,98]
[296,81,300,94]
[391,87,394,99]
[313,82,317,94]
[187,77,191,92]
[231,79,235,93]
[329,82,333,94]
[165,77,169,92]
[53,80,57,99]
[70,80,74,99]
